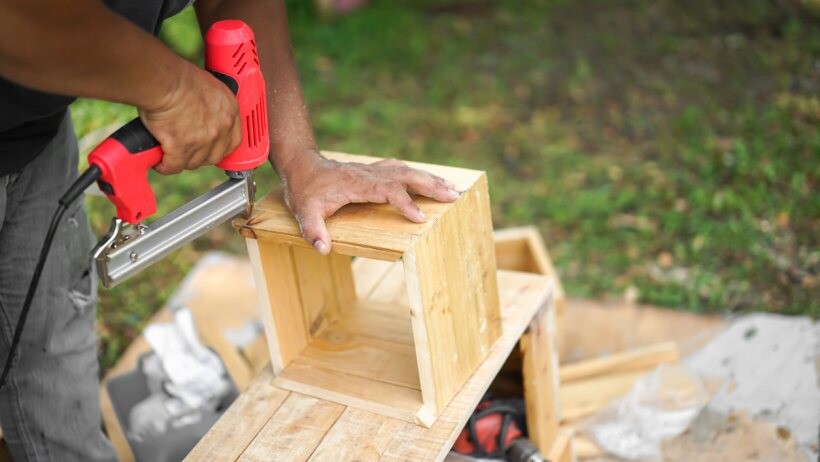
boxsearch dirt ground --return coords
[564,298,819,461]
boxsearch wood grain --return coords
[184,367,289,461]
[521,293,562,453]
[238,392,344,461]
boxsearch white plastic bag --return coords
[582,363,707,460]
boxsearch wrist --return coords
[271,146,325,180]
[139,58,198,113]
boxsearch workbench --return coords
[184,257,569,461]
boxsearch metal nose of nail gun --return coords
[92,175,254,288]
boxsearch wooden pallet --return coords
[185,257,564,461]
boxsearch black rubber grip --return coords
[109,118,160,154]
[210,71,239,95]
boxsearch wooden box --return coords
[235,152,502,427]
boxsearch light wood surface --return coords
[521,293,562,453]
[240,152,502,424]
[404,173,502,415]
[234,152,485,261]
[493,226,566,355]
[559,341,679,383]
[185,260,554,461]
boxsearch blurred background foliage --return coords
[70,0,819,372]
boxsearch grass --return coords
[69,1,819,372]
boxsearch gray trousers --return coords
[0,114,117,461]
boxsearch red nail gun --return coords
[0,20,267,390]
[87,19,269,287]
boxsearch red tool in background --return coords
[453,397,546,462]
[87,19,269,224]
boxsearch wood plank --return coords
[275,361,425,425]
[308,408,404,462]
[247,239,309,374]
[404,174,502,414]
[367,260,408,306]
[545,428,576,462]
[493,226,566,356]
[184,367,290,461]
[381,271,552,461]
[559,341,679,382]
[560,370,647,421]
[352,258,395,299]
[294,247,353,337]
[234,152,486,261]
[521,294,561,453]
[569,432,604,460]
[329,253,357,315]
[339,301,415,345]
[299,328,421,389]
[238,392,344,462]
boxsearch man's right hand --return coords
[139,66,242,175]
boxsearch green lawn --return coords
[70,0,819,372]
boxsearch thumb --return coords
[295,205,332,255]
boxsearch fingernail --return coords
[445,180,456,189]
[313,240,328,254]
[446,189,460,200]
[418,209,427,221]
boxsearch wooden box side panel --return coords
[291,247,356,332]
[247,239,357,374]
[405,173,502,412]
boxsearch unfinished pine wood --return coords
[560,370,648,420]
[521,292,562,454]
[185,261,554,462]
[545,428,577,462]
[559,341,679,382]
[234,153,486,262]
[404,173,502,414]
[308,408,405,461]
[238,393,344,462]
[185,370,290,461]
[247,239,309,374]
[493,226,567,356]
[239,152,502,425]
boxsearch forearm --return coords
[195,0,319,176]
[0,0,193,111]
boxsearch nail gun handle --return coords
[86,119,163,224]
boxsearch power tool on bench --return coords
[0,19,268,388]
[453,396,546,462]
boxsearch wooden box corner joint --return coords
[236,152,502,428]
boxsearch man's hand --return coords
[139,66,242,175]
[281,152,460,255]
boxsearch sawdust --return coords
[662,410,807,462]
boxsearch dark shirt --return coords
[0,0,191,176]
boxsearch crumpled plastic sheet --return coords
[128,307,233,441]
[582,363,708,460]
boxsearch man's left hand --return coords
[278,151,460,255]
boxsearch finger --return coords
[155,151,186,175]
[372,158,405,168]
[392,169,459,203]
[230,115,242,151]
[206,127,235,166]
[209,115,243,165]
[294,201,333,255]
[386,187,426,223]
[185,146,212,170]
